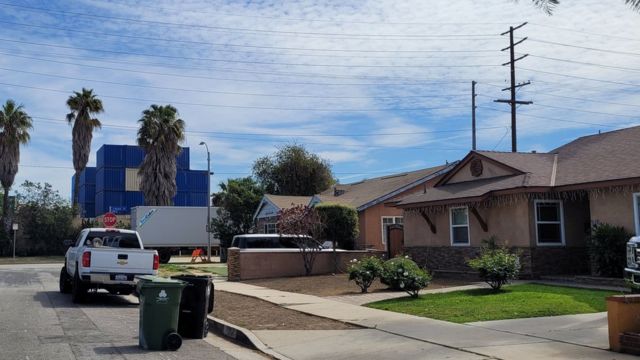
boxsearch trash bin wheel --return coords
[165,332,182,351]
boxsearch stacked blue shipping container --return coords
[75,144,208,217]
[71,167,96,218]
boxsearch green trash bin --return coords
[136,275,187,351]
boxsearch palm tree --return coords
[66,88,103,213]
[137,105,185,206]
[531,0,640,14]
[0,100,32,232]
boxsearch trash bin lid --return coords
[136,275,186,288]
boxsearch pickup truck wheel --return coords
[59,267,72,294]
[71,270,87,303]
[158,251,172,264]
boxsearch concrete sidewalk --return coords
[217,281,635,360]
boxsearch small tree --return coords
[347,256,383,293]
[277,204,325,276]
[315,203,359,250]
[467,240,520,291]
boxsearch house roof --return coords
[398,125,640,207]
[264,194,313,209]
[316,164,452,210]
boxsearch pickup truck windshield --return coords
[85,231,141,249]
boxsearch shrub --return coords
[467,248,520,291]
[347,256,384,293]
[381,256,432,298]
[315,203,359,250]
[588,223,632,278]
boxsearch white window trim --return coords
[633,193,640,236]
[449,206,470,246]
[381,216,403,245]
[534,199,566,246]
[264,222,277,234]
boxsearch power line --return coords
[0,2,504,40]
[519,67,640,88]
[533,103,639,119]
[479,106,621,128]
[0,51,485,87]
[0,38,502,69]
[478,92,640,109]
[1,81,469,112]
[527,54,640,73]
[527,38,640,57]
[31,115,502,137]
[529,22,640,43]
[0,67,469,100]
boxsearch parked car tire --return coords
[158,250,172,264]
[71,269,87,304]
[59,267,72,294]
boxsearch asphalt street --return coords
[0,263,249,360]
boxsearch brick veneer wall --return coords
[226,247,385,281]
[405,246,589,278]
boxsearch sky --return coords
[0,0,639,198]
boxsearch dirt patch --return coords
[244,274,471,297]
[213,290,357,331]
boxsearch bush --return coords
[588,223,631,278]
[315,203,359,250]
[381,256,432,298]
[347,256,384,293]
[467,248,520,291]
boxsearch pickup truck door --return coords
[66,231,85,275]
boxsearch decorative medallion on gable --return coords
[470,158,483,177]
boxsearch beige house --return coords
[313,164,454,250]
[395,126,640,277]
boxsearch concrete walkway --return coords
[216,281,635,360]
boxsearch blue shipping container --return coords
[96,167,125,192]
[78,184,96,204]
[177,147,189,170]
[125,146,145,168]
[97,145,125,168]
[188,192,208,206]
[175,170,188,190]
[95,191,125,215]
[80,202,95,218]
[172,192,188,206]
[187,171,208,192]
[125,191,145,209]
[79,167,96,185]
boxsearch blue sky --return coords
[0,0,639,197]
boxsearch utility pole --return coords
[199,141,212,262]
[494,22,532,152]
[472,80,477,151]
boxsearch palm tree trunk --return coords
[2,186,10,234]
[73,170,80,215]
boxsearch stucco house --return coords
[253,194,313,234]
[313,164,455,250]
[394,126,640,277]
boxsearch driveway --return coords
[0,263,260,360]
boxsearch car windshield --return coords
[85,231,141,249]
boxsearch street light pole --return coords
[199,142,212,262]
[12,223,18,259]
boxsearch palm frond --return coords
[626,0,640,11]
[530,0,559,15]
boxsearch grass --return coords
[159,263,227,277]
[367,283,619,323]
[0,256,64,264]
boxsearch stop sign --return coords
[103,212,117,228]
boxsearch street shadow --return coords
[34,290,139,309]
[93,345,143,355]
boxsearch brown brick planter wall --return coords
[620,333,640,355]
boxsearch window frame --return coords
[381,216,403,245]
[634,193,640,236]
[449,206,470,246]
[264,222,277,234]
[534,199,566,246]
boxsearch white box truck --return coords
[130,206,220,263]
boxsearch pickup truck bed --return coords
[60,228,158,303]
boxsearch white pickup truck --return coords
[59,228,158,303]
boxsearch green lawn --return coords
[367,283,618,323]
[159,263,227,277]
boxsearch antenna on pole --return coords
[494,22,532,152]
[472,80,477,151]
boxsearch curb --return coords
[207,316,293,360]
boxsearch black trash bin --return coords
[171,275,214,339]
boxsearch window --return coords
[264,223,277,234]
[535,200,565,245]
[381,216,403,244]
[450,207,470,245]
[634,193,640,236]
